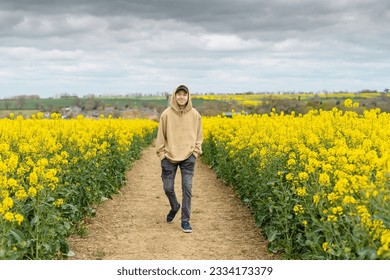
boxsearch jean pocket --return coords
[161,159,175,179]
[181,156,195,175]
[187,154,196,164]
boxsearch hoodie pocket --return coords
[168,144,193,160]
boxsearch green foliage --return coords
[0,128,156,260]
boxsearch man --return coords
[156,84,203,233]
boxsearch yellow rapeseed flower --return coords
[293,204,304,215]
[331,206,343,215]
[298,172,309,182]
[4,211,14,222]
[344,98,353,108]
[296,187,308,197]
[327,214,338,222]
[287,158,296,167]
[342,195,356,204]
[29,172,38,185]
[313,194,320,205]
[322,242,329,252]
[377,230,390,257]
[28,187,37,197]
[53,198,64,207]
[14,213,24,225]
[2,197,14,210]
[15,189,27,200]
[286,173,294,181]
[318,173,330,186]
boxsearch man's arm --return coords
[155,116,166,160]
[193,115,203,158]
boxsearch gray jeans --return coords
[161,155,196,222]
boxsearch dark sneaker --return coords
[166,204,180,223]
[181,221,192,233]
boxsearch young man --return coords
[156,85,203,233]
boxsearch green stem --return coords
[34,194,40,259]
[1,221,6,254]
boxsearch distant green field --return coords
[0,95,221,111]
[1,91,389,118]
[0,96,166,110]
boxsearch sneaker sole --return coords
[182,228,192,233]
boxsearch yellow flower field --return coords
[202,99,390,259]
[0,114,157,259]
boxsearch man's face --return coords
[175,90,188,107]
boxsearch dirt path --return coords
[68,144,277,260]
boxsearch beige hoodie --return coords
[156,85,203,163]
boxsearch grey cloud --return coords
[0,0,389,97]
[2,0,389,42]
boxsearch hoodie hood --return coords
[170,84,193,114]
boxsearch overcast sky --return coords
[0,0,389,98]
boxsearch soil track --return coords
[68,144,277,260]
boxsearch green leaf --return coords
[267,229,279,242]
[9,229,26,243]
[357,248,378,260]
